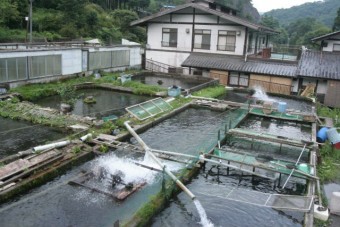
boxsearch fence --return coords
[249,79,292,95]
[89,50,130,70]
[0,55,62,83]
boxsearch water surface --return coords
[34,89,151,118]
[0,117,65,158]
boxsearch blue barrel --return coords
[317,127,329,143]
[277,102,287,113]
[326,128,340,145]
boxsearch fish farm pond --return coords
[0,73,337,227]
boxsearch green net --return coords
[193,108,249,155]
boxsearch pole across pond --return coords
[124,121,196,200]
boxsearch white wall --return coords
[322,40,340,52]
[316,80,328,94]
[147,23,192,51]
[146,50,190,69]
[0,49,83,75]
[147,23,246,56]
[129,46,142,67]
[61,49,82,75]
[291,79,299,93]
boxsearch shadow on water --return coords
[34,89,151,118]
[152,163,305,227]
[0,117,65,158]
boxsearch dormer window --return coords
[162,28,178,47]
[194,29,211,50]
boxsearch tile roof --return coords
[297,50,340,79]
[311,31,340,42]
[131,3,277,34]
[181,53,298,77]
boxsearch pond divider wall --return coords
[0,150,94,204]
[122,166,200,227]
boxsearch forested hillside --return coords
[264,0,340,28]
[0,0,258,44]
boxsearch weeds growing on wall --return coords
[317,142,340,182]
[317,103,340,127]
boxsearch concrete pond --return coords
[0,78,333,227]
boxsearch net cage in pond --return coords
[224,135,310,163]
[126,98,173,120]
[194,184,314,212]
[189,108,248,156]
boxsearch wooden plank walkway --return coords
[0,149,60,181]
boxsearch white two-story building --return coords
[131,0,277,70]
[131,0,304,95]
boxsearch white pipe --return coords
[124,121,196,200]
[33,140,70,152]
[282,144,307,189]
[80,133,92,142]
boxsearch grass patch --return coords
[11,70,166,101]
[317,104,340,182]
[0,100,80,128]
[10,76,94,101]
[317,103,340,127]
[317,142,340,182]
[192,85,226,98]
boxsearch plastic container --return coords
[168,86,181,97]
[317,127,329,143]
[277,102,287,113]
[314,204,329,221]
[326,128,340,145]
[120,74,132,84]
[330,192,340,215]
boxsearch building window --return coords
[229,72,249,87]
[162,28,177,47]
[333,44,340,52]
[217,31,236,51]
[194,29,211,50]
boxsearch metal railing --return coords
[145,59,186,74]
[247,45,301,61]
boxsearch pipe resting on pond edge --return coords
[124,121,196,200]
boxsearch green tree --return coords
[111,9,139,32]
[260,15,279,29]
[333,8,340,31]
[286,17,331,47]
[0,0,20,28]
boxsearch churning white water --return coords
[252,86,276,102]
[194,199,214,227]
[93,154,157,186]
